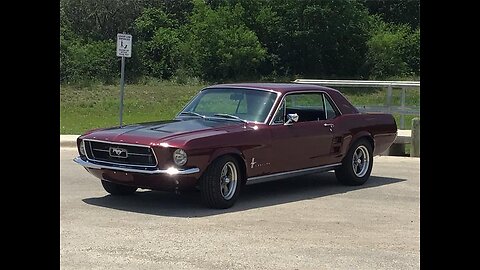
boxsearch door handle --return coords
[324,123,334,128]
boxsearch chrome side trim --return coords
[73,157,200,175]
[84,139,159,168]
[264,91,282,124]
[246,163,342,185]
[323,93,342,117]
[270,99,286,125]
[323,93,328,120]
[204,85,281,94]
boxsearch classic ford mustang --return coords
[74,83,397,208]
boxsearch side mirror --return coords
[284,113,299,125]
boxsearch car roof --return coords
[205,83,341,95]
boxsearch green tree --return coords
[60,5,75,83]
[403,27,420,76]
[365,18,419,78]
[59,0,420,83]
[133,8,182,79]
[61,0,193,40]
[360,0,420,29]
[134,7,176,40]
[60,0,152,40]
[162,0,194,24]
[182,1,267,81]
[209,0,281,76]
[140,28,181,79]
[222,0,372,78]
[61,38,118,83]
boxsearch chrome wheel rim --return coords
[352,145,370,177]
[220,161,238,200]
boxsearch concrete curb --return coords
[395,129,411,144]
[60,135,79,148]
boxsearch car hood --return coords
[80,118,250,147]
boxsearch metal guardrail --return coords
[294,79,420,129]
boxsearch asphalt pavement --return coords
[60,148,419,269]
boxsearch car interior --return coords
[286,107,327,122]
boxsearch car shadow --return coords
[82,172,405,218]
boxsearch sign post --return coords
[116,33,132,127]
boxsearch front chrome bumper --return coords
[73,157,200,175]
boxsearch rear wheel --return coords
[101,180,137,195]
[335,139,373,186]
[200,155,242,209]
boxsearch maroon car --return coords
[74,83,397,208]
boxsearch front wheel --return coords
[200,155,242,209]
[335,139,373,186]
[101,180,137,195]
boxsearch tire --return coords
[335,138,373,186]
[200,155,242,209]
[101,180,137,195]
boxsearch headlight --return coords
[173,149,187,166]
[79,140,86,156]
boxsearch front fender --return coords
[208,147,246,165]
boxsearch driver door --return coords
[268,92,338,173]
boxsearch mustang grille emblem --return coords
[109,147,128,158]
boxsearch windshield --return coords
[180,88,278,123]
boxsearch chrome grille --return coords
[85,140,157,167]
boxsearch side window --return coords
[286,93,324,109]
[285,93,325,122]
[324,94,339,120]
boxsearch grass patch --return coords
[60,82,420,134]
[60,81,207,134]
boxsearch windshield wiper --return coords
[180,112,246,123]
[213,113,247,123]
[179,111,206,118]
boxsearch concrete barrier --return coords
[382,129,417,156]
[388,120,420,157]
[60,135,79,148]
[410,118,420,157]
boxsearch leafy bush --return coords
[134,8,177,40]
[403,28,420,76]
[366,19,419,79]
[139,28,181,79]
[133,8,184,80]
[181,1,267,81]
[59,0,420,84]
[61,36,118,83]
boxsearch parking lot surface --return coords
[61,148,419,269]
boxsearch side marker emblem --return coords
[250,158,257,169]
